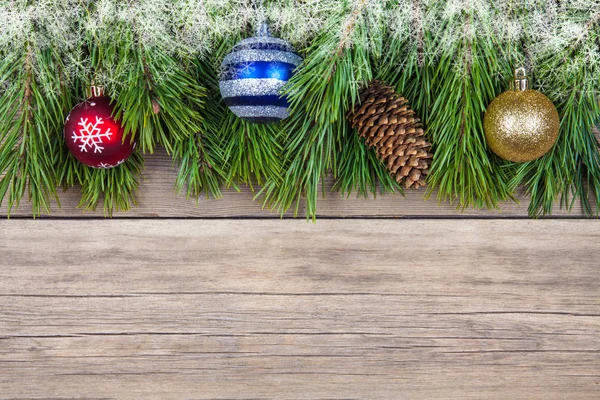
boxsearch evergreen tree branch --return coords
[425,3,514,209]
[112,48,206,155]
[57,152,144,216]
[2,0,600,219]
[511,9,600,216]
[334,0,403,198]
[172,60,226,200]
[174,131,224,200]
[198,33,283,193]
[378,0,435,124]
[219,115,284,190]
[0,37,71,216]
[54,1,209,214]
[262,2,379,218]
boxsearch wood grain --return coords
[1,220,599,399]
[0,149,592,218]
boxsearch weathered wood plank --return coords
[0,149,591,218]
[0,220,599,398]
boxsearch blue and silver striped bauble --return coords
[219,24,302,124]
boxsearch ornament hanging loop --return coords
[256,21,270,37]
[513,68,528,91]
[88,85,105,98]
[255,0,269,37]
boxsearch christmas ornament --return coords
[484,68,560,163]
[64,86,136,169]
[219,22,302,124]
[350,81,432,189]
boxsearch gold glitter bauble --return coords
[484,83,560,163]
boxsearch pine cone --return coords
[349,81,432,189]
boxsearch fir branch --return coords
[173,132,224,200]
[0,40,71,216]
[334,0,403,198]
[571,11,600,50]
[333,129,402,197]
[425,2,514,209]
[511,7,600,216]
[56,1,210,215]
[77,1,208,155]
[378,0,435,124]
[412,0,426,68]
[195,36,283,194]
[219,115,284,190]
[3,0,600,218]
[336,0,369,56]
[58,152,145,216]
[172,60,225,199]
[112,48,206,155]
[263,3,378,219]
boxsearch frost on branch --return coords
[0,0,598,96]
[0,0,83,52]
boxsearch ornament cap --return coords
[513,68,528,91]
[256,21,270,37]
[87,86,105,98]
[255,0,269,37]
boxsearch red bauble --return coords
[64,95,135,169]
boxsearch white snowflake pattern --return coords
[72,116,113,154]
[97,159,126,169]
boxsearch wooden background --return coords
[1,150,599,399]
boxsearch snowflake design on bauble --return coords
[98,159,126,169]
[72,116,113,153]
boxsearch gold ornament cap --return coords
[87,86,105,98]
[513,67,528,91]
[483,68,560,163]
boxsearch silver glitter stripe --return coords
[229,105,289,119]
[220,79,287,98]
[222,49,303,67]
